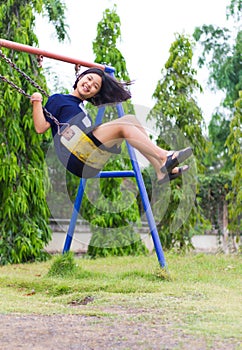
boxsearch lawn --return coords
[0,251,241,349]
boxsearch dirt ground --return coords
[1,310,240,350]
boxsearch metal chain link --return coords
[0,48,49,97]
[42,107,70,135]
[0,47,69,132]
[0,74,31,98]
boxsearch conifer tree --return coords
[0,0,68,264]
[147,34,208,250]
[84,5,147,257]
[193,0,241,241]
[225,92,242,242]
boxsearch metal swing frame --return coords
[0,38,167,268]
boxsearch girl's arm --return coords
[31,92,51,134]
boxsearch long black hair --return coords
[73,68,132,106]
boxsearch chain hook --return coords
[37,55,44,68]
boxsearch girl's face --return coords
[74,73,102,99]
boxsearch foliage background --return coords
[0,0,241,264]
[0,0,68,264]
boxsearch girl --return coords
[31,68,192,183]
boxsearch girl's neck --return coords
[71,91,85,101]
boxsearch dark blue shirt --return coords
[43,93,120,178]
[44,93,97,178]
[44,94,93,137]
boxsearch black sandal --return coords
[160,147,192,174]
[158,165,189,185]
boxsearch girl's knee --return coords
[123,114,135,119]
[122,114,138,123]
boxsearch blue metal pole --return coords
[62,106,106,253]
[97,170,135,178]
[95,106,106,125]
[62,178,86,253]
[115,103,167,268]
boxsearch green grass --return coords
[0,251,241,342]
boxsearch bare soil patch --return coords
[1,310,239,350]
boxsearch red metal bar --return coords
[0,38,105,70]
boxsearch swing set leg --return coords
[62,179,87,253]
[62,104,167,269]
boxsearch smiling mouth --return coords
[82,84,90,93]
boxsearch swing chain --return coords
[43,106,70,135]
[0,47,70,133]
[0,48,49,98]
[0,74,31,98]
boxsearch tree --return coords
[225,91,242,244]
[147,33,208,250]
[82,5,147,257]
[193,0,241,241]
[0,0,68,264]
[92,5,134,116]
[193,0,242,171]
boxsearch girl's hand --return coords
[31,92,50,133]
[30,92,43,104]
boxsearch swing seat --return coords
[60,125,119,170]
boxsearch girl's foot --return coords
[160,147,192,174]
[157,165,189,185]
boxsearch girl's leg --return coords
[93,114,168,162]
[92,114,189,181]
